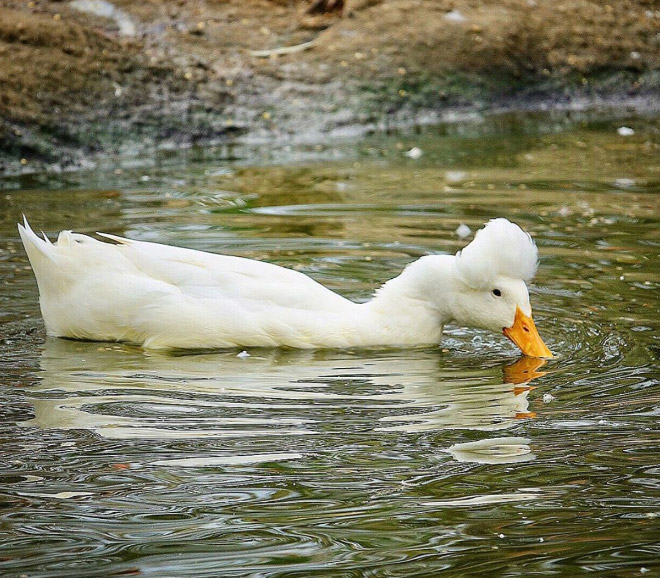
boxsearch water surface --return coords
[1,111,659,577]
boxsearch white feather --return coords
[454,218,538,289]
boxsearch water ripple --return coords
[2,113,659,577]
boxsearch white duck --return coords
[18,217,552,357]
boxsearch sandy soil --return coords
[1,0,658,173]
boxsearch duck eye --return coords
[492,289,502,297]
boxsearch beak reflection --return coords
[503,356,548,386]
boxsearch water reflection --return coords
[23,340,546,462]
[446,436,535,464]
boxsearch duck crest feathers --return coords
[454,218,538,289]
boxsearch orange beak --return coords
[503,306,553,359]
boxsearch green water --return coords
[1,111,659,577]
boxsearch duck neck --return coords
[361,255,457,345]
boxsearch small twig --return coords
[248,38,318,58]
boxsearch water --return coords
[1,111,658,577]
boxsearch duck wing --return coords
[20,220,359,348]
[97,233,351,312]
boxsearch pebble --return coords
[617,127,635,136]
[445,10,466,23]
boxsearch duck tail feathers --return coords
[17,218,81,287]
[18,217,55,262]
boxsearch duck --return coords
[18,217,552,357]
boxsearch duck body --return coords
[18,218,552,356]
[18,222,448,349]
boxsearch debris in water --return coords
[445,170,467,183]
[455,224,472,238]
[542,393,555,403]
[237,350,250,358]
[614,178,635,188]
[404,147,423,159]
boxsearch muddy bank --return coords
[1,0,659,174]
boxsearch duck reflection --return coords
[23,340,546,461]
[376,357,546,433]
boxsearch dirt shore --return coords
[1,0,659,174]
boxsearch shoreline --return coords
[1,0,658,176]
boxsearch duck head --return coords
[447,274,552,358]
[449,218,552,358]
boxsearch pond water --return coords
[1,110,658,577]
